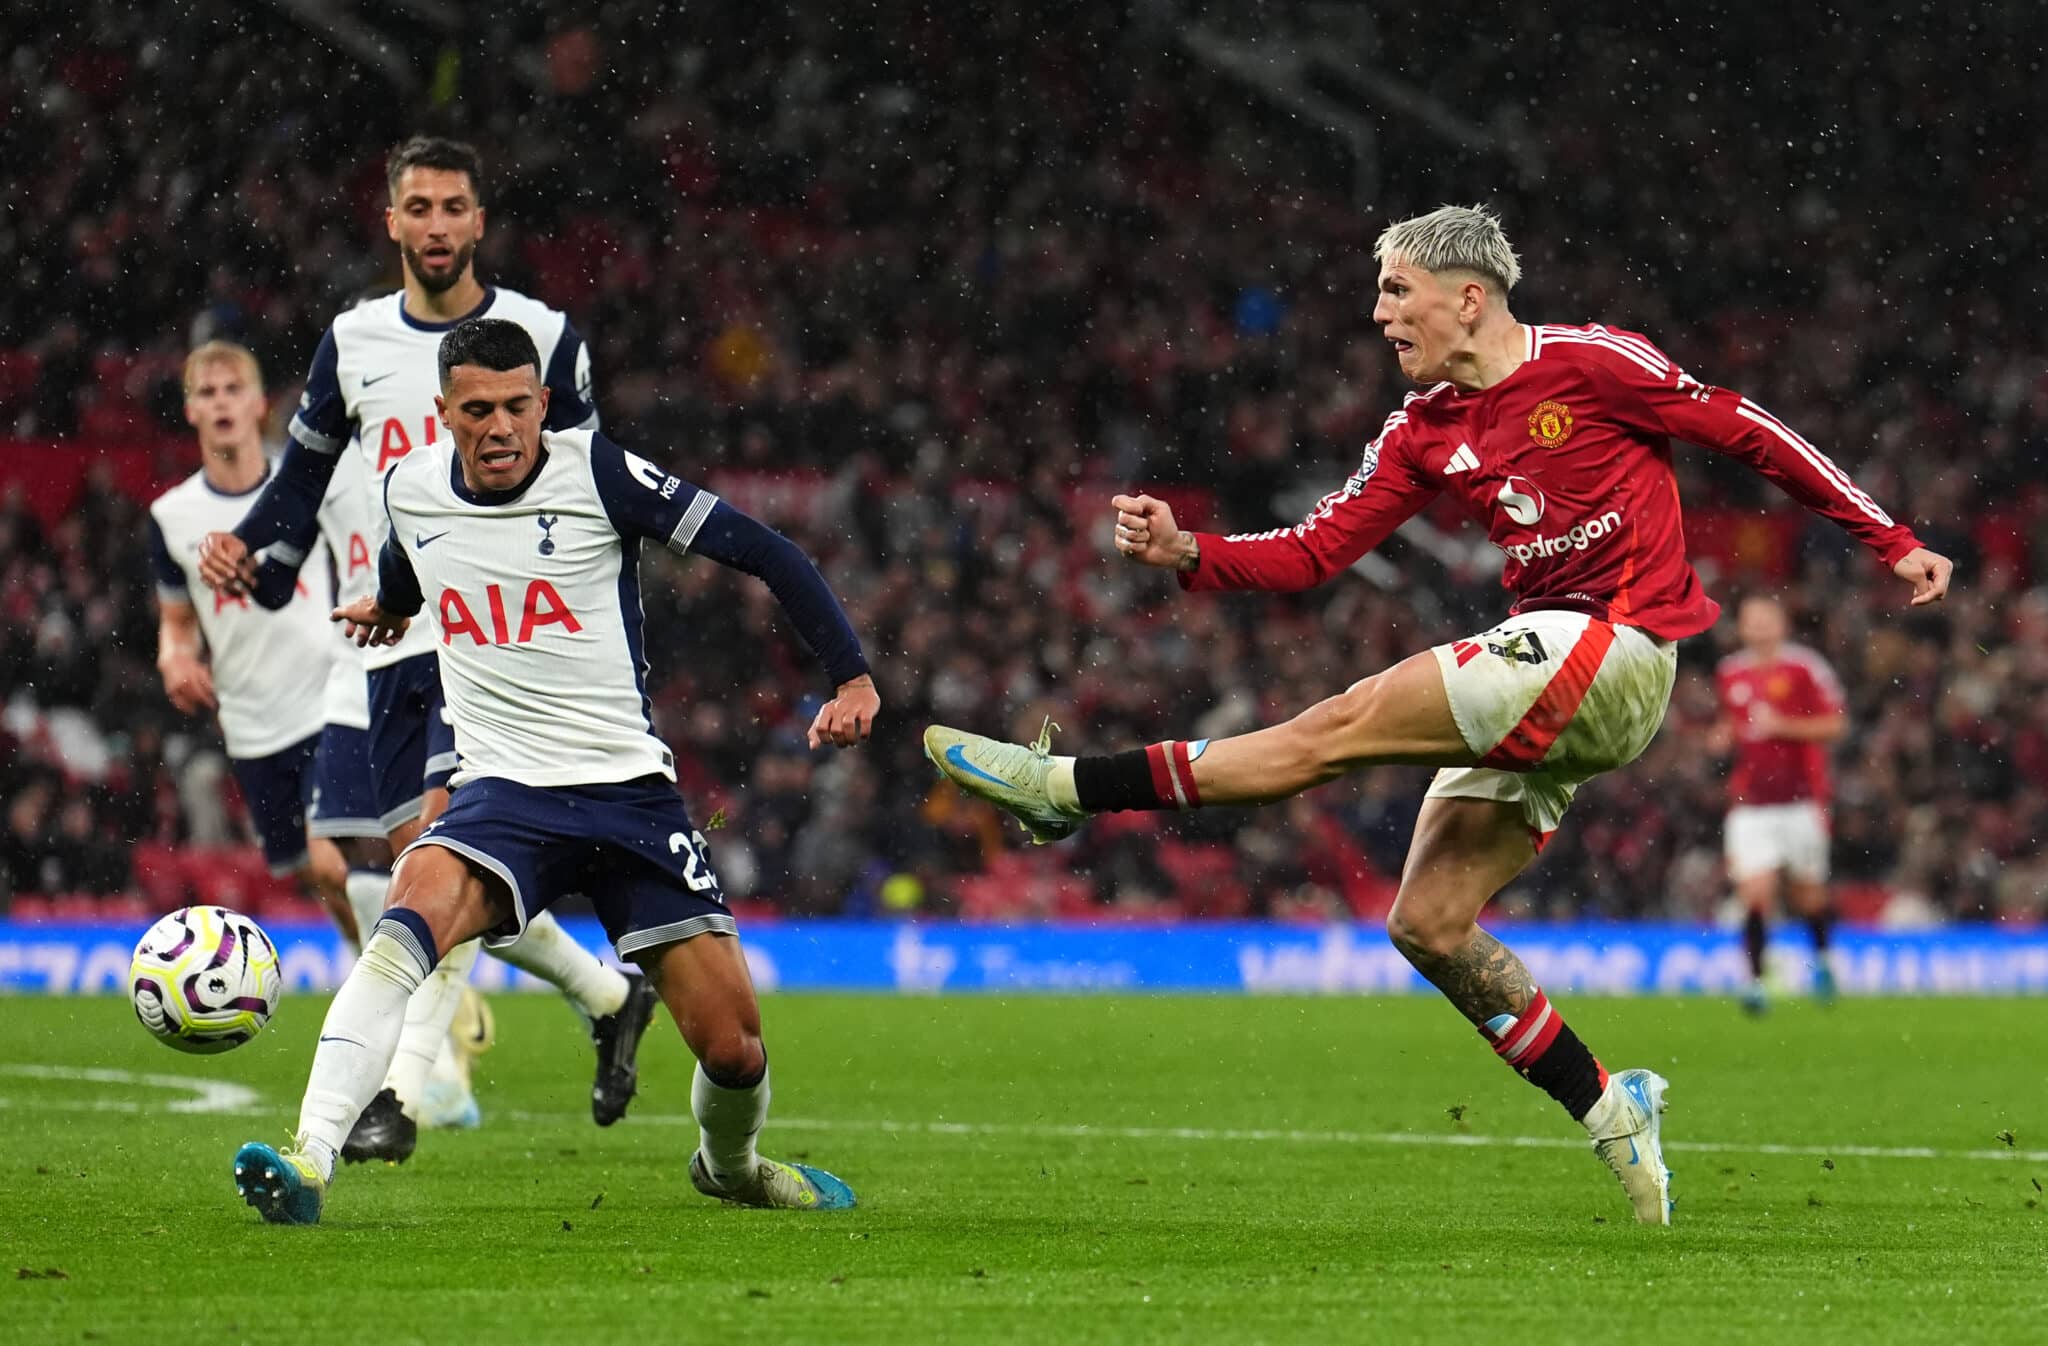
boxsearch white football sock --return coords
[296,920,433,1180]
[488,910,629,1019]
[1580,1076,1634,1140]
[342,869,390,951]
[692,1062,770,1186]
[382,938,481,1117]
[1045,757,1081,813]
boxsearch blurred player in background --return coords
[195,136,654,1161]
[148,342,363,935]
[927,205,1952,1226]
[1713,595,1847,1013]
[232,318,879,1224]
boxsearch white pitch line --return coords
[503,1111,2048,1166]
[0,1064,262,1115]
[1,1067,2037,1167]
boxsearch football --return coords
[128,906,283,1054]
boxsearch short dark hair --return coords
[438,318,540,390]
[386,135,485,204]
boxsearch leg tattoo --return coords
[1404,927,1537,1027]
[1398,927,1609,1122]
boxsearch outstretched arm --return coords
[588,433,878,746]
[1151,409,1440,593]
[689,510,877,748]
[1603,350,1952,606]
[687,507,873,684]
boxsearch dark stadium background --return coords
[2,0,2043,931]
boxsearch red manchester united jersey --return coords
[1180,324,1923,640]
[1716,643,1844,806]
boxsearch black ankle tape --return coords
[1523,1024,1605,1122]
[1072,749,1160,812]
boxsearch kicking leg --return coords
[234,844,503,1224]
[639,933,855,1210]
[1386,796,1671,1226]
[925,651,1470,840]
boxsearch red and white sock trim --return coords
[1142,741,1203,809]
[1489,989,1563,1066]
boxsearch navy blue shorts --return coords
[366,652,458,831]
[308,723,383,840]
[229,733,319,875]
[401,775,736,958]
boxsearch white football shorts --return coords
[1425,610,1677,844]
[1724,801,1830,883]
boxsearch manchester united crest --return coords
[1528,400,1574,448]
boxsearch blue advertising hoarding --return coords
[5,919,2047,995]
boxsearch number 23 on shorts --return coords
[668,830,722,896]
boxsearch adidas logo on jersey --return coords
[1443,443,1481,475]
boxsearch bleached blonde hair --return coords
[183,340,264,394]
[1373,204,1522,294]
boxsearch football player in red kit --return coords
[1714,595,1848,1013]
[925,205,1952,1226]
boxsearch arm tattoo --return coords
[1404,927,1536,1026]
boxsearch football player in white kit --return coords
[195,137,656,1159]
[234,318,880,1224]
[149,341,365,930]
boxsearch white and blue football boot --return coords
[1585,1068,1673,1225]
[234,1140,326,1225]
[922,719,1082,844]
[689,1152,857,1211]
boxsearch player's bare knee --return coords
[697,1030,766,1088]
[1385,898,1474,964]
[386,848,497,955]
[1275,677,1386,781]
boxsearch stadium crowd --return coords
[4,1,2045,924]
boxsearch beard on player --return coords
[402,238,476,296]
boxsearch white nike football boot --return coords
[1583,1068,1673,1225]
[922,719,1083,844]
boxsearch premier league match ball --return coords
[128,906,282,1054]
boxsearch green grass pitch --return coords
[3,991,2044,1345]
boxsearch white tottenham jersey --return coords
[317,448,374,730]
[150,467,332,758]
[379,428,714,788]
[287,285,598,671]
